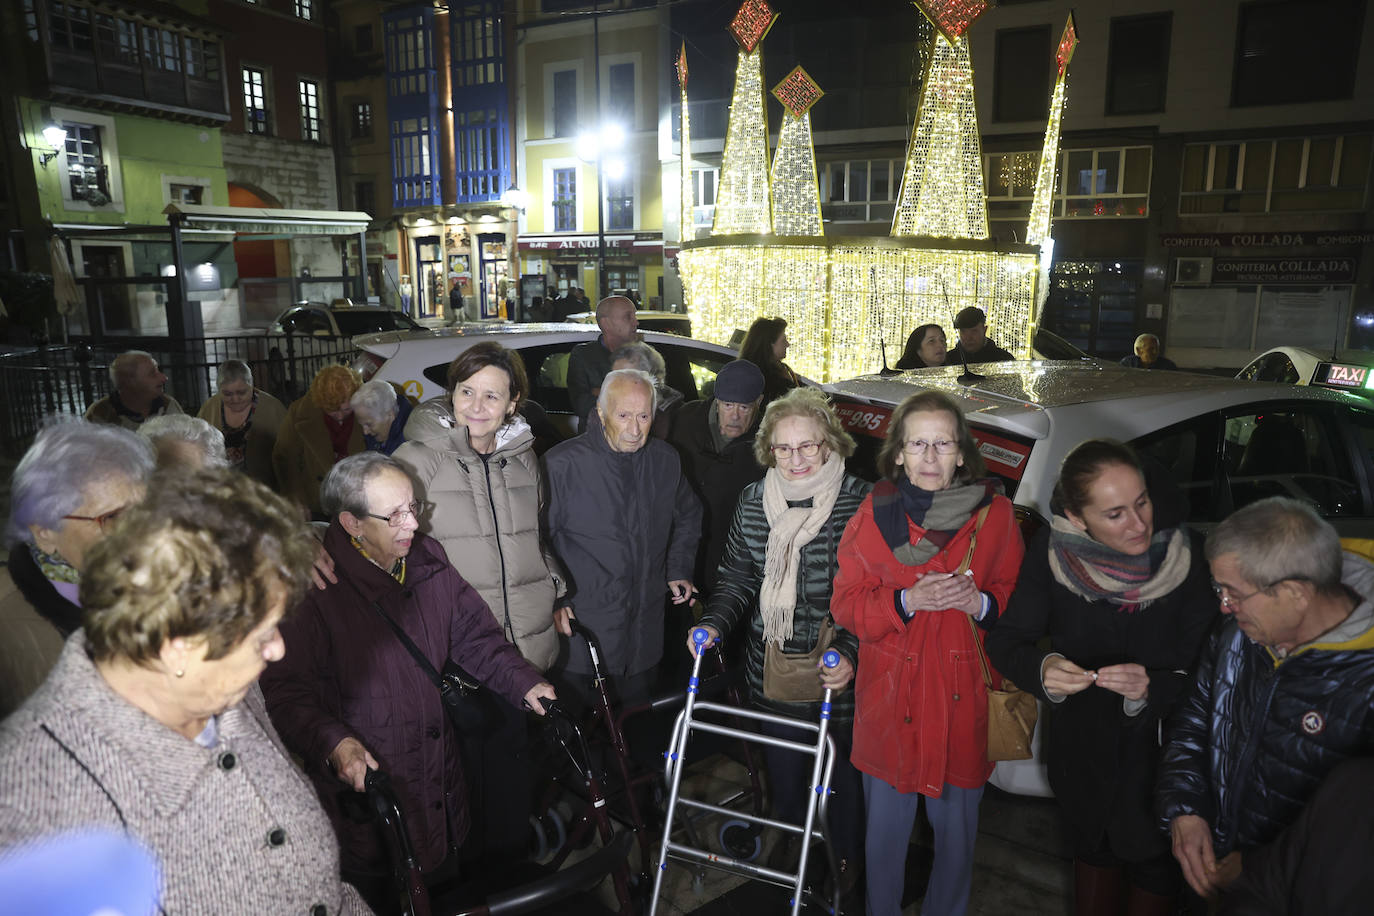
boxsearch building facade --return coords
[514,1,669,309]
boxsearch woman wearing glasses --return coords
[691,387,871,893]
[392,341,566,879]
[832,391,1024,916]
[986,439,1215,916]
[1,420,154,718]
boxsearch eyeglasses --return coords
[62,506,127,532]
[365,501,421,527]
[770,441,823,460]
[903,438,959,456]
[1211,576,1303,608]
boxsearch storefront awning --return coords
[162,203,374,237]
[516,232,664,255]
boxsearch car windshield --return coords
[334,310,419,336]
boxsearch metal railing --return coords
[0,332,357,457]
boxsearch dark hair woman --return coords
[738,316,801,405]
[986,439,1216,915]
[392,340,566,876]
[833,390,1025,916]
[895,323,948,370]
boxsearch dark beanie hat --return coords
[713,359,765,404]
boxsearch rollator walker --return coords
[650,627,844,915]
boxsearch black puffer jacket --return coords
[1156,554,1374,855]
[667,399,765,593]
[698,473,871,725]
[542,411,702,677]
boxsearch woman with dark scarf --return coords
[692,387,871,893]
[0,420,154,718]
[833,390,1024,916]
[986,439,1216,916]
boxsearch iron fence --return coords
[0,332,357,457]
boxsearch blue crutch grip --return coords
[821,649,841,669]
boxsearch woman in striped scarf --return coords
[986,439,1218,916]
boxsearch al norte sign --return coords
[1212,257,1357,284]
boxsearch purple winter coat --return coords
[261,523,544,875]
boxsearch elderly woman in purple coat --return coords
[261,452,556,913]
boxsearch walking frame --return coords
[649,628,844,915]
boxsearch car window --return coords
[1249,352,1299,384]
[1222,405,1361,517]
[1134,413,1221,524]
[656,343,732,402]
[334,311,407,337]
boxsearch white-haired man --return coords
[543,368,701,707]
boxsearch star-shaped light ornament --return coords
[1056,13,1079,77]
[676,42,689,90]
[910,0,988,43]
[772,66,823,118]
[729,0,778,53]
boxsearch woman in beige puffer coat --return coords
[392,342,565,874]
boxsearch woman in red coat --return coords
[833,391,1024,916]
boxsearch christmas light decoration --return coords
[998,153,1038,191]
[891,34,988,239]
[770,67,824,236]
[712,48,773,235]
[1025,14,1076,247]
[729,0,778,53]
[911,0,988,42]
[678,43,694,242]
[676,0,1070,382]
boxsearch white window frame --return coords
[160,174,212,206]
[544,60,584,139]
[544,157,580,232]
[299,77,323,142]
[50,106,124,212]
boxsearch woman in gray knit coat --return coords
[0,469,371,916]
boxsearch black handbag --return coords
[356,587,500,737]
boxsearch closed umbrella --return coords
[49,235,82,317]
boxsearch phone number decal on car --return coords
[834,403,893,438]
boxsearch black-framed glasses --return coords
[903,438,959,456]
[365,501,421,527]
[62,506,128,532]
[770,441,823,459]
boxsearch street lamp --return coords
[39,123,67,168]
[576,123,625,299]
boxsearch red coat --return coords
[832,492,1024,797]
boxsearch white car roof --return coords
[354,322,737,360]
[828,360,1367,442]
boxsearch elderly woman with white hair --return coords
[0,420,155,718]
[611,340,683,439]
[140,414,229,470]
[350,378,412,455]
[197,359,286,486]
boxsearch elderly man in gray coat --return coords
[544,368,702,707]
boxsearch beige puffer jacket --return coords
[394,412,564,671]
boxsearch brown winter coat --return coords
[272,394,366,517]
[197,387,288,488]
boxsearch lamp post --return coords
[577,124,625,300]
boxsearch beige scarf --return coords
[760,451,846,647]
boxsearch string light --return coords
[770,66,824,236]
[891,34,988,240]
[910,0,989,42]
[679,240,1039,381]
[678,44,694,242]
[712,48,773,235]
[1027,15,1077,246]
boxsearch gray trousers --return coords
[862,774,983,916]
